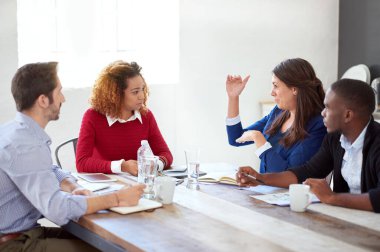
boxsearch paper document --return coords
[251,192,320,206]
[239,185,286,194]
[77,180,110,192]
[95,184,125,195]
[116,172,138,182]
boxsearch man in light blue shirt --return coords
[0,62,145,251]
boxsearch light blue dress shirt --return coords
[0,112,87,234]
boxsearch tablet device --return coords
[78,173,117,183]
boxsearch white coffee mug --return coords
[155,176,176,204]
[289,184,312,212]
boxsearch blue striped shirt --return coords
[0,112,87,233]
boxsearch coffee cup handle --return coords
[306,193,313,208]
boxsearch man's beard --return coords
[48,103,61,121]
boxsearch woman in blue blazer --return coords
[226,58,326,173]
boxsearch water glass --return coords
[140,155,158,199]
[184,148,200,190]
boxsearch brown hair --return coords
[265,58,325,147]
[90,60,149,118]
[11,62,58,111]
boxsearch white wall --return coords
[0,0,17,120]
[0,0,339,171]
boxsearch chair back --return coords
[55,138,78,169]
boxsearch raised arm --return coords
[226,74,250,118]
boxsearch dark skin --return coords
[236,89,373,212]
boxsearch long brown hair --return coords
[90,60,149,118]
[265,58,325,147]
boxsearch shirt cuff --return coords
[53,165,73,183]
[111,159,124,173]
[255,141,272,157]
[157,159,164,172]
[226,115,241,126]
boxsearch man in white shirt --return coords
[237,78,380,212]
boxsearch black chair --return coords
[55,138,78,169]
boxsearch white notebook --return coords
[110,198,163,215]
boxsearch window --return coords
[17,0,179,88]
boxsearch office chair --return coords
[341,64,371,84]
[55,137,78,169]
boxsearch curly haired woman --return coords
[76,60,173,175]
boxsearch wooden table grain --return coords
[64,165,380,252]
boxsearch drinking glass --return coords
[184,148,200,190]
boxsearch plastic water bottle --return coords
[137,140,153,183]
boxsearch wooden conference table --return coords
[63,163,380,252]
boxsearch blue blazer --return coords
[227,106,326,173]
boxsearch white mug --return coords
[155,176,176,204]
[289,184,312,212]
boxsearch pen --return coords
[241,172,265,184]
[176,179,184,186]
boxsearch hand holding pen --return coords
[236,166,264,187]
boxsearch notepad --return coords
[198,172,238,185]
[110,198,163,215]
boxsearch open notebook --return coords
[110,198,163,215]
[198,172,237,185]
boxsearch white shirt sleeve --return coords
[255,142,272,157]
[226,115,241,126]
[111,159,124,173]
[157,159,164,172]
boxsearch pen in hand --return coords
[241,172,265,184]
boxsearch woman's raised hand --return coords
[226,74,250,98]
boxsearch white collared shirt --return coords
[106,111,164,173]
[106,110,142,126]
[340,122,369,194]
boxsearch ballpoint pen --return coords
[241,172,265,184]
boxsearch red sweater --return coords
[76,108,173,173]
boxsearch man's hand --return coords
[236,166,263,187]
[72,187,93,196]
[121,160,138,176]
[304,178,334,204]
[116,184,146,207]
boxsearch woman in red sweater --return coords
[76,60,173,175]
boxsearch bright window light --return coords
[17,0,179,88]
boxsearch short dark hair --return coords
[11,62,58,111]
[330,78,375,117]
